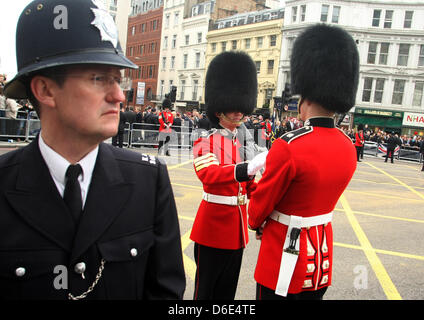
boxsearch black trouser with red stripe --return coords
[256,283,327,300]
[193,243,243,300]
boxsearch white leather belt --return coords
[202,192,247,206]
[269,210,333,297]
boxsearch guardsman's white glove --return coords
[247,151,268,176]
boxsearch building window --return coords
[267,60,274,74]
[172,35,177,49]
[174,12,179,26]
[195,52,200,68]
[164,36,168,49]
[332,6,340,23]
[255,61,261,73]
[192,80,198,100]
[185,35,189,45]
[372,9,381,27]
[257,37,263,48]
[232,40,237,50]
[362,77,372,102]
[320,5,329,22]
[374,78,385,103]
[165,14,170,28]
[392,79,406,105]
[418,45,424,67]
[183,54,188,69]
[131,26,136,35]
[379,43,390,65]
[397,44,410,66]
[245,38,251,49]
[160,80,164,98]
[367,42,378,64]
[162,57,166,69]
[270,35,277,47]
[300,5,306,22]
[197,32,202,44]
[292,6,297,23]
[148,65,154,78]
[404,11,413,28]
[171,56,175,69]
[384,10,393,28]
[180,80,185,100]
[413,82,424,107]
[212,43,217,53]
[221,42,226,52]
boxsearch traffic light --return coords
[170,86,177,102]
[282,83,291,105]
[127,88,134,103]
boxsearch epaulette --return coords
[140,153,158,165]
[280,126,313,144]
[199,128,217,139]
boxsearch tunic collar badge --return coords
[91,0,119,49]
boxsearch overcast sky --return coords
[0,0,33,79]
[0,0,286,79]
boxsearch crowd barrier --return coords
[1,116,422,163]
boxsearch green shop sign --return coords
[354,107,403,118]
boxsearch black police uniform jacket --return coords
[0,137,186,299]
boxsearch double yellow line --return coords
[341,161,424,300]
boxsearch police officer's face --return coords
[52,65,125,141]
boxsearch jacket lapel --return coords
[70,143,133,264]
[4,137,76,252]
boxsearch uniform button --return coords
[15,267,26,277]
[130,248,138,257]
[74,262,86,275]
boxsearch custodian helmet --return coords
[205,51,257,125]
[290,24,359,114]
[4,0,137,99]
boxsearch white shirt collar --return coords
[38,132,99,207]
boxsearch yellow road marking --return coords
[345,190,424,202]
[168,159,193,170]
[334,208,424,224]
[340,194,402,300]
[334,242,424,261]
[364,162,424,201]
[172,182,203,190]
[351,177,424,190]
[181,229,196,280]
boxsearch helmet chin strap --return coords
[218,113,245,126]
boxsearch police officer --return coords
[385,131,400,163]
[190,51,266,300]
[0,0,185,299]
[248,24,359,300]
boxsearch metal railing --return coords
[1,117,422,164]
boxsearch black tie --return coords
[64,164,83,222]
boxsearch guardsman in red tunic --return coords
[260,113,273,149]
[354,124,365,162]
[248,24,360,300]
[190,51,267,300]
[158,98,174,156]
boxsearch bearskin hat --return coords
[205,51,257,125]
[162,98,172,109]
[290,24,359,113]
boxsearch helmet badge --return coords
[91,0,118,49]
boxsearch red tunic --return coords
[248,117,356,294]
[190,128,257,250]
[158,111,174,133]
[354,131,364,147]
